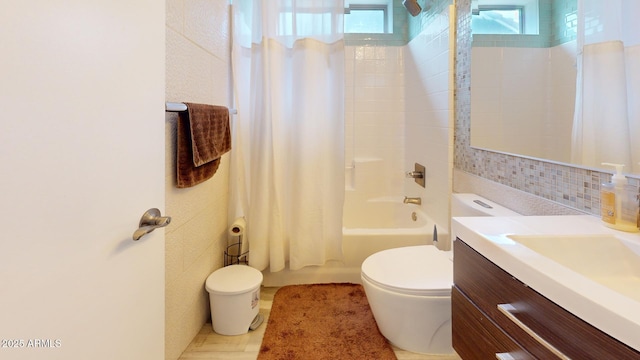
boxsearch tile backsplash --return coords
[453,0,639,217]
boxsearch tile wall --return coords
[344,0,409,197]
[345,0,455,233]
[407,0,454,40]
[344,44,406,197]
[345,0,409,46]
[404,3,455,231]
[551,0,578,46]
[165,1,232,359]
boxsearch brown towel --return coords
[176,103,231,188]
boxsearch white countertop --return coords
[452,215,640,351]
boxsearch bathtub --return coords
[261,196,448,287]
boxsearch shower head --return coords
[402,0,422,17]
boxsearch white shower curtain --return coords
[230,0,345,272]
[571,0,640,173]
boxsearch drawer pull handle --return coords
[497,304,571,360]
[496,352,531,360]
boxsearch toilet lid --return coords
[206,265,263,295]
[361,245,453,296]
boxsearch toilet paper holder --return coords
[225,217,249,266]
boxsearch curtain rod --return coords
[165,102,237,114]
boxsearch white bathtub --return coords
[261,196,448,287]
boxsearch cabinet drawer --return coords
[452,286,534,360]
[454,239,640,359]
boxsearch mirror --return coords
[470,0,640,175]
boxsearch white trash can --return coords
[205,265,263,335]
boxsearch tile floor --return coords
[178,287,462,360]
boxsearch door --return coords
[0,1,165,359]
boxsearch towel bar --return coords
[165,102,237,114]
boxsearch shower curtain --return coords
[571,0,640,173]
[230,0,345,272]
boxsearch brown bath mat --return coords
[258,283,397,360]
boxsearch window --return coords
[344,1,393,34]
[472,6,524,34]
[470,0,540,35]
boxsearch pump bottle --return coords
[600,163,639,232]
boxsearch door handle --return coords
[133,208,171,241]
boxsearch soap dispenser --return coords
[600,163,639,232]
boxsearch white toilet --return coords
[361,193,521,354]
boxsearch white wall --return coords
[404,7,454,239]
[165,1,232,359]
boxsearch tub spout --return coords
[403,196,422,205]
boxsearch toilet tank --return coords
[451,193,522,217]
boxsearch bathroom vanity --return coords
[451,215,640,359]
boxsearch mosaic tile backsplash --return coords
[454,0,640,217]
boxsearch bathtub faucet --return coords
[405,171,424,179]
[403,196,422,205]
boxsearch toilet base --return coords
[362,276,454,354]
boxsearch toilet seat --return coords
[361,245,453,296]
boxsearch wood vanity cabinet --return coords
[452,238,640,360]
